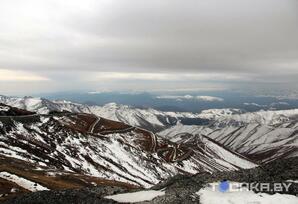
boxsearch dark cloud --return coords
[0,0,297,94]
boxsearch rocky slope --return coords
[1,96,298,203]
[1,95,298,164]
[0,95,209,131]
[3,157,298,204]
[0,104,256,202]
[0,104,34,116]
[159,114,298,163]
[2,95,298,130]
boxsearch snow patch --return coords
[105,190,165,203]
[0,172,49,192]
[0,105,9,111]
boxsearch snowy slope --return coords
[2,95,298,128]
[0,105,9,112]
[2,95,298,164]
[159,119,298,163]
[0,96,49,114]
[0,172,49,192]
[197,108,244,120]
[198,108,298,125]
[0,95,205,131]
[0,106,256,188]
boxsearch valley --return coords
[0,96,297,203]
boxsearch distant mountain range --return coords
[0,95,213,131]
[38,91,298,113]
[1,94,297,165]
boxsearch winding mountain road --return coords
[88,116,101,133]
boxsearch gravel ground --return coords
[4,157,298,204]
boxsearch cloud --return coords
[88,72,249,82]
[243,103,267,107]
[157,95,193,100]
[156,95,224,102]
[0,69,49,81]
[196,96,224,102]
[0,0,297,93]
[243,102,289,108]
[270,102,289,107]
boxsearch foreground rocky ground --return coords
[3,157,298,204]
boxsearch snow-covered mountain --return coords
[0,95,208,131]
[159,112,298,163]
[1,95,298,202]
[0,104,256,190]
[2,95,298,128]
[0,96,52,114]
[198,108,298,125]
[0,103,34,116]
[1,95,298,164]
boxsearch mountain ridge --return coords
[0,104,256,193]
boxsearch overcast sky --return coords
[0,0,297,95]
